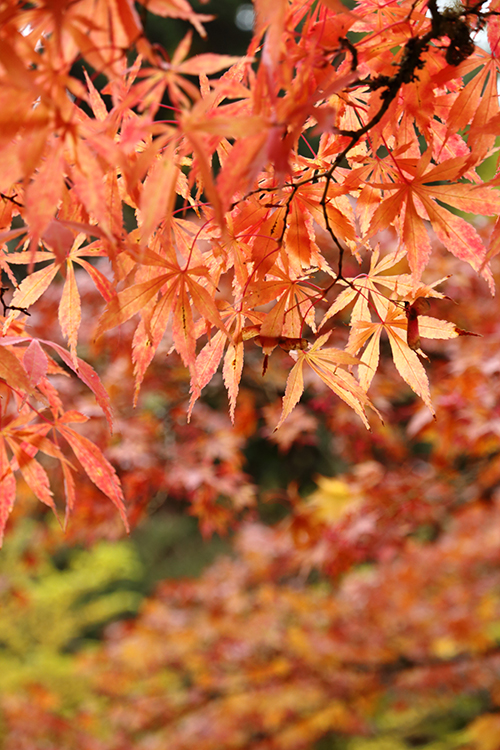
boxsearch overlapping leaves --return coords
[0,0,498,533]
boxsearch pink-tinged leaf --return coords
[0,437,16,547]
[307,347,361,367]
[189,329,226,417]
[488,7,500,52]
[244,280,288,308]
[468,61,500,164]
[347,320,378,358]
[41,221,74,264]
[124,245,177,270]
[0,345,32,394]
[275,357,305,430]
[324,197,357,246]
[135,0,211,36]
[139,143,179,246]
[0,226,28,247]
[321,285,358,328]
[424,201,495,293]
[58,425,129,532]
[71,142,112,236]
[433,183,500,216]
[178,53,243,76]
[23,339,48,390]
[66,359,113,431]
[223,340,244,423]
[186,131,225,228]
[216,131,269,213]
[484,216,500,266]
[6,438,55,510]
[254,0,287,72]
[25,143,65,247]
[16,430,73,466]
[132,283,179,406]
[95,274,171,339]
[2,250,54,265]
[59,259,81,364]
[41,340,113,431]
[447,57,488,134]
[185,114,265,140]
[75,258,114,302]
[36,377,65,415]
[8,262,59,317]
[196,329,227,389]
[83,68,108,121]
[419,156,465,183]
[0,335,52,349]
[150,282,178,337]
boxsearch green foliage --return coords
[347,694,485,750]
[0,521,142,714]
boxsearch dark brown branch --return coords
[0,287,30,317]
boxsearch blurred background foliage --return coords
[142,0,255,56]
[2,1,500,749]
[0,520,141,700]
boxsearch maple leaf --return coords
[5,235,114,362]
[135,0,212,37]
[347,293,471,410]
[320,247,409,330]
[0,0,499,543]
[0,334,113,432]
[446,48,500,165]
[276,333,375,430]
[367,153,500,289]
[96,245,229,389]
[57,423,129,532]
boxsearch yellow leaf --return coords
[431,635,459,659]
[308,477,357,523]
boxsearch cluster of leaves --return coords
[0,248,499,747]
[3,269,500,749]
[3,1,500,747]
[1,0,500,532]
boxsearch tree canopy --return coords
[1,0,500,534]
[1,0,500,746]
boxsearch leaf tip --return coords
[454,327,481,338]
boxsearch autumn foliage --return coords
[2,0,500,745]
[1,0,500,534]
